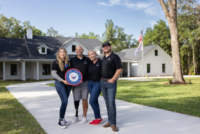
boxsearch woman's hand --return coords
[61,80,69,85]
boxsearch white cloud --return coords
[124,2,148,9]
[98,0,121,6]
[98,0,162,16]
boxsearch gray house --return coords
[0,29,173,81]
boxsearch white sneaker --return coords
[72,116,79,123]
[63,118,70,126]
[81,117,88,123]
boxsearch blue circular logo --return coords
[65,69,82,86]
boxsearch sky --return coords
[0,0,167,39]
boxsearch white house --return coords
[0,29,173,81]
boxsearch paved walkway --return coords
[119,75,200,81]
[7,81,200,134]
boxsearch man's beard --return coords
[104,49,112,54]
[77,53,83,56]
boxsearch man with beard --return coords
[101,42,123,132]
[70,46,90,123]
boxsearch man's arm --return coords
[108,68,123,83]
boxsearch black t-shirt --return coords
[51,60,71,80]
[88,58,102,82]
[101,52,122,78]
[70,56,91,81]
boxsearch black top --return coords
[70,55,91,81]
[52,60,70,80]
[101,52,122,78]
[88,58,102,82]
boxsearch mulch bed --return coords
[164,82,192,85]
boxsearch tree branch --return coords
[158,0,170,18]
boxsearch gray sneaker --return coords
[72,116,79,123]
[63,118,70,126]
[58,119,67,129]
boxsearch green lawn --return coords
[116,77,200,117]
[0,81,46,134]
[48,77,200,117]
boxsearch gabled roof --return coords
[0,36,103,60]
[0,38,29,60]
[75,38,102,51]
[121,45,158,61]
[37,44,49,49]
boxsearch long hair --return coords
[56,48,69,71]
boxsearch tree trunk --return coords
[192,45,197,74]
[188,52,190,74]
[168,22,185,83]
[158,0,185,83]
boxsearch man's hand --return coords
[116,77,119,81]
[61,80,69,85]
[107,79,115,83]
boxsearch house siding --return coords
[130,63,138,77]
[137,46,173,76]
[64,40,88,55]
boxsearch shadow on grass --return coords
[0,86,46,134]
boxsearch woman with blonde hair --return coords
[87,50,103,125]
[51,48,71,129]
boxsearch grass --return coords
[116,77,200,117]
[48,77,200,117]
[0,81,46,134]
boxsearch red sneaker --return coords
[93,118,103,125]
[89,119,96,125]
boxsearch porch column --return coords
[3,62,5,80]
[127,61,130,77]
[36,61,39,80]
[21,61,26,81]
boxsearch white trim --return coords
[3,62,5,80]
[138,45,172,62]
[54,38,89,55]
[21,61,26,81]
[37,44,49,49]
[36,61,39,80]
[127,61,130,77]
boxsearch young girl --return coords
[51,48,71,129]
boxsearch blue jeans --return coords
[100,80,117,126]
[55,80,71,119]
[88,81,101,119]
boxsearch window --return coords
[42,47,45,53]
[11,64,17,75]
[155,50,158,56]
[100,49,103,54]
[162,64,166,73]
[42,64,51,75]
[72,45,76,52]
[147,64,150,73]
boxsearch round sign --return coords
[65,69,82,86]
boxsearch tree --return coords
[75,32,100,39]
[46,27,63,37]
[178,0,200,75]
[143,20,171,56]
[158,0,185,83]
[102,19,135,51]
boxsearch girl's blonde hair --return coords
[56,48,69,71]
[88,50,97,56]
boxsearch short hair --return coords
[88,50,97,56]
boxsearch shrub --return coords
[188,79,192,84]
[168,79,172,84]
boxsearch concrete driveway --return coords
[7,81,200,134]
